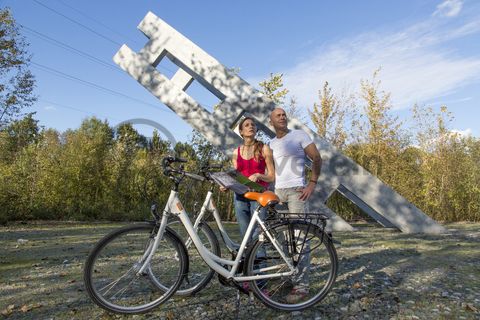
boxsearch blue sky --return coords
[3,0,480,141]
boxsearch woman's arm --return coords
[232,148,238,169]
[220,148,239,193]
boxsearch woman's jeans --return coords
[234,193,267,285]
[234,193,266,240]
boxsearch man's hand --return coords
[248,173,260,182]
[298,182,316,201]
[219,186,228,192]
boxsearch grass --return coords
[0,221,479,319]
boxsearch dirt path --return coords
[1,222,479,319]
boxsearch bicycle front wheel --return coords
[84,222,187,314]
[245,221,338,311]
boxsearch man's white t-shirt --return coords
[269,130,313,189]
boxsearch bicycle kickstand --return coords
[235,290,241,319]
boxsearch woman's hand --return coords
[219,186,228,192]
[248,173,260,182]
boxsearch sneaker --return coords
[285,288,308,304]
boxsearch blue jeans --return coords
[234,193,267,286]
[234,193,266,241]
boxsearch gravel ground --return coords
[0,221,479,319]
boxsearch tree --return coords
[348,70,406,178]
[259,73,288,105]
[309,82,349,149]
[61,118,113,219]
[259,73,306,122]
[0,113,39,163]
[149,129,170,154]
[0,114,41,221]
[0,8,36,127]
[412,104,480,222]
[189,129,227,165]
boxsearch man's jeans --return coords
[275,187,310,290]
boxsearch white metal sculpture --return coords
[114,12,445,233]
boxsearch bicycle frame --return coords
[140,190,296,282]
[194,190,239,252]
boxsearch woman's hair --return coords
[238,116,264,160]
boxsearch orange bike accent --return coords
[244,191,280,207]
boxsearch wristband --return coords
[309,179,317,184]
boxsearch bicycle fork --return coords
[136,193,175,275]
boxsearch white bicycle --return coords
[84,157,338,314]
[164,162,247,296]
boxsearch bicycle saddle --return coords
[244,191,280,207]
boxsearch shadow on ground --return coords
[1,222,479,319]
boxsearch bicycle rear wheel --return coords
[84,222,187,314]
[245,221,338,311]
[150,220,220,295]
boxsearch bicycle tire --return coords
[150,221,221,295]
[83,222,188,314]
[244,221,338,311]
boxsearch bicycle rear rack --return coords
[267,207,329,227]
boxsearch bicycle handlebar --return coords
[206,163,223,169]
[162,157,205,182]
[162,156,187,169]
[199,163,224,182]
[184,172,206,182]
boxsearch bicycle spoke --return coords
[84,223,186,314]
[155,221,219,296]
[99,266,137,295]
[246,222,338,311]
[110,274,141,301]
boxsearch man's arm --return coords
[305,143,322,182]
[299,143,322,201]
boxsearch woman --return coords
[231,116,275,238]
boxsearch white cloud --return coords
[277,2,480,111]
[426,96,472,105]
[44,105,56,111]
[451,128,472,137]
[433,0,463,17]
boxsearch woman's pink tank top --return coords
[236,146,269,188]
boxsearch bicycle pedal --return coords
[239,287,249,295]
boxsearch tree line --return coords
[1,71,479,224]
[0,115,235,224]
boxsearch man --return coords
[269,107,322,303]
